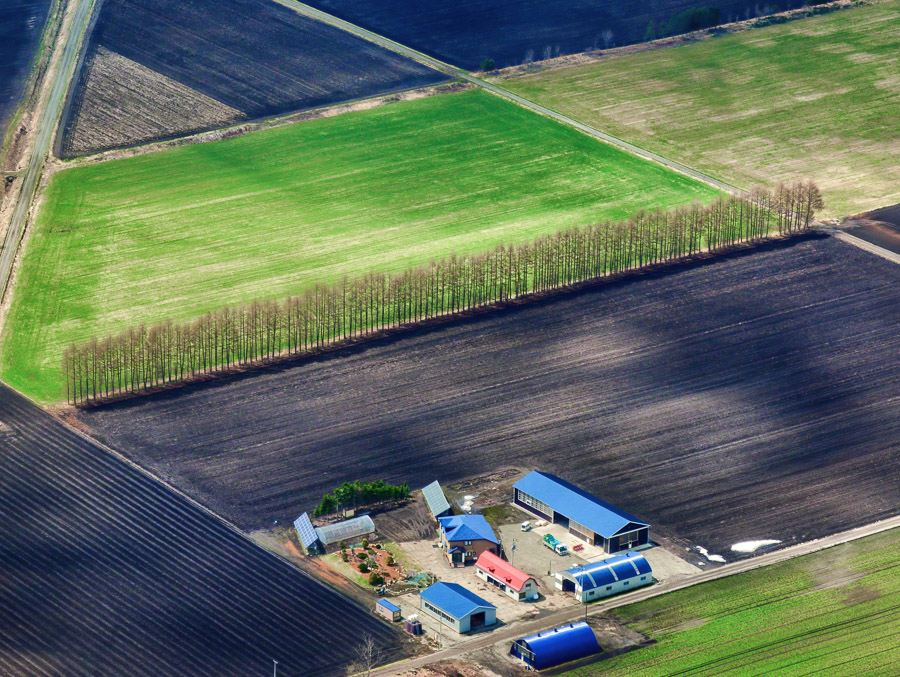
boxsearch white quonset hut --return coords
[419,582,497,633]
[556,552,653,603]
[514,471,650,554]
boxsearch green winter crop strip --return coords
[1,88,719,403]
[501,0,900,217]
[566,528,900,676]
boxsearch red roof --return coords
[475,551,536,592]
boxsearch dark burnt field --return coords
[0,385,406,676]
[303,0,804,70]
[0,0,52,132]
[80,236,900,559]
[58,0,447,156]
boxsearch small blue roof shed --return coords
[511,622,600,670]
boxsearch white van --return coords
[520,521,532,532]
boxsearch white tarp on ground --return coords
[731,539,781,553]
[696,545,726,563]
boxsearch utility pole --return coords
[273,659,278,677]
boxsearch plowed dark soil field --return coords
[845,203,900,255]
[0,385,406,676]
[0,0,52,132]
[80,236,900,559]
[58,0,447,156]
[302,0,792,69]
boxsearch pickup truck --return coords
[542,533,568,555]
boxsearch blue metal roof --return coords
[293,512,318,550]
[376,599,400,613]
[514,471,648,538]
[563,553,652,591]
[422,481,452,518]
[438,515,498,545]
[420,582,495,620]
[514,622,599,670]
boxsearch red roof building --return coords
[475,551,538,601]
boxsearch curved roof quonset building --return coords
[557,552,653,603]
[510,621,600,670]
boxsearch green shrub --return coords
[358,562,369,573]
[368,572,385,586]
[361,538,369,548]
[357,552,368,560]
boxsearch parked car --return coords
[521,521,532,532]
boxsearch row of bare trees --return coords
[62,181,822,404]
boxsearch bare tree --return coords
[352,633,382,677]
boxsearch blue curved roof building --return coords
[510,622,600,670]
[556,552,653,603]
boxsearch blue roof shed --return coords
[419,582,496,619]
[419,582,497,633]
[511,622,599,670]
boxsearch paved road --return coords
[815,224,900,265]
[278,0,741,194]
[373,514,900,675]
[0,0,94,300]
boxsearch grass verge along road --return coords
[0,0,94,299]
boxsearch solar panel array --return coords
[293,512,318,549]
[422,480,451,517]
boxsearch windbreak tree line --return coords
[62,181,822,404]
[313,480,411,517]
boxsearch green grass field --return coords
[566,528,900,676]
[1,88,719,403]
[501,1,900,218]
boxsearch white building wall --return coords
[575,573,652,603]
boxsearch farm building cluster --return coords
[293,471,656,668]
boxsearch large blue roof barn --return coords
[514,471,650,554]
[510,622,600,670]
[419,582,497,633]
[556,552,653,603]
